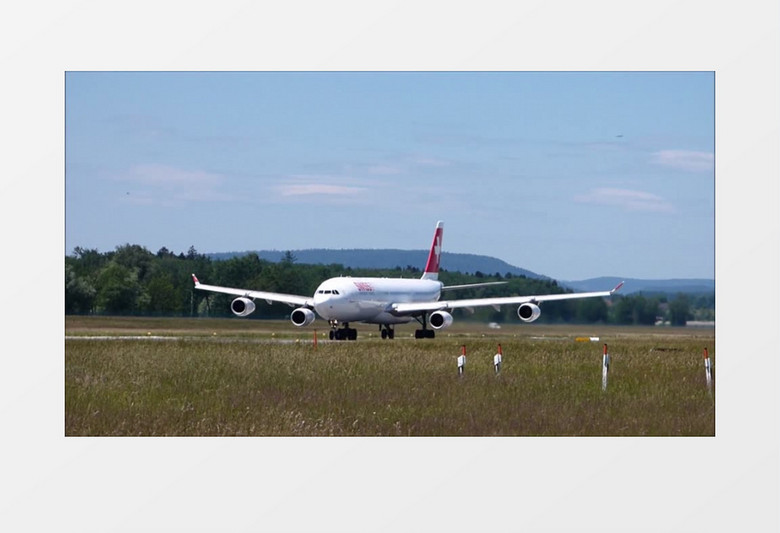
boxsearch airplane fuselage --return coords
[313,277,442,324]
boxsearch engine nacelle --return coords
[290,307,316,327]
[429,310,454,330]
[517,302,541,323]
[231,297,256,317]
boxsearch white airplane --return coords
[192,221,623,340]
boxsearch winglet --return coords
[192,273,200,286]
[611,281,625,294]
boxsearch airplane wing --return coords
[391,281,624,315]
[191,274,313,308]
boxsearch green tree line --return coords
[65,244,710,326]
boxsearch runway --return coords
[65,335,305,344]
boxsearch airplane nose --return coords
[313,291,337,319]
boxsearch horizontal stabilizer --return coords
[441,281,508,291]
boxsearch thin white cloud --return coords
[273,174,369,200]
[652,150,714,172]
[278,184,366,196]
[121,164,224,187]
[116,164,233,204]
[575,187,674,213]
[412,156,451,167]
[367,165,402,175]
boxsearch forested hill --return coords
[561,277,715,296]
[207,250,715,296]
[208,249,545,279]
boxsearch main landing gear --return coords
[413,314,435,339]
[327,319,434,341]
[379,325,395,339]
[329,321,357,341]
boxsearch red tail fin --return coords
[421,221,443,280]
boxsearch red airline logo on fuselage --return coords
[353,281,374,292]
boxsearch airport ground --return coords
[65,316,715,436]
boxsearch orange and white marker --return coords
[704,347,712,390]
[458,345,466,376]
[602,343,610,391]
[494,344,503,375]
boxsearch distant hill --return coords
[208,249,546,279]
[207,249,713,295]
[560,277,714,295]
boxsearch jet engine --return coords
[231,297,256,317]
[290,307,316,327]
[429,310,454,330]
[517,303,541,323]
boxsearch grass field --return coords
[65,316,715,436]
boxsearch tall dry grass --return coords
[65,318,714,436]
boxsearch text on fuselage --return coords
[353,281,374,292]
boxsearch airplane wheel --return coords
[381,329,388,339]
[329,330,335,340]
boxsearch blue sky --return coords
[66,71,714,280]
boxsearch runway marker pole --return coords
[313,330,318,350]
[494,344,503,375]
[602,343,610,392]
[458,345,466,376]
[703,347,712,391]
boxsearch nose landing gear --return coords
[329,320,357,341]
